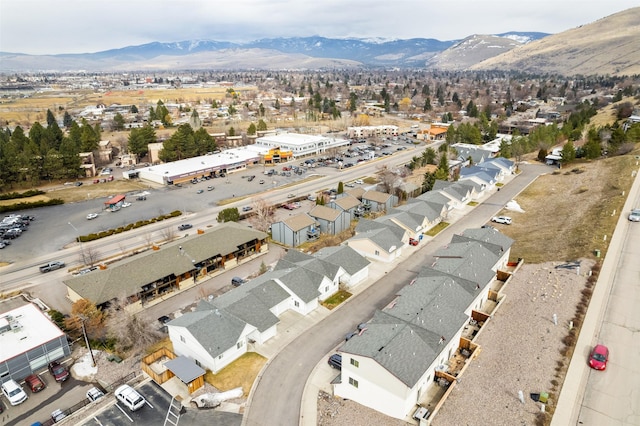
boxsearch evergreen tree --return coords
[63,111,73,128]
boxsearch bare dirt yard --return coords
[317,150,640,426]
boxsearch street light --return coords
[68,222,86,266]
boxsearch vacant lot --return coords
[499,154,639,263]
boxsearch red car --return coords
[409,238,419,246]
[24,374,46,393]
[588,344,609,370]
[48,361,70,382]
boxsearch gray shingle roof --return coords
[169,301,248,358]
[309,205,342,222]
[332,195,361,211]
[399,199,442,222]
[341,310,445,387]
[281,214,317,232]
[432,242,498,284]
[350,227,403,252]
[362,190,392,204]
[315,245,370,275]
[64,222,266,305]
[277,267,324,303]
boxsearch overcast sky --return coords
[1,1,637,55]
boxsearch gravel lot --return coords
[317,259,595,426]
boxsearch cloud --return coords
[1,0,637,55]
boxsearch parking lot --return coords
[78,381,241,426]
[1,374,92,426]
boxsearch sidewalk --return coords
[551,165,640,425]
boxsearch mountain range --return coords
[1,7,638,76]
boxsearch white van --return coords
[115,385,146,411]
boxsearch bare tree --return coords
[83,246,101,267]
[377,165,401,194]
[106,297,163,355]
[248,197,275,232]
[142,231,154,249]
[161,226,177,243]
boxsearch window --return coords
[294,300,300,307]
[349,377,359,388]
[237,341,243,349]
[350,358,359,368]
[374,250,380,256]
[325,286,329,292]
[180,335,186,343]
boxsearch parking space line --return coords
[114,403,134,422]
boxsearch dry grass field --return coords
[0,86,257,128]
[496,152,640,263]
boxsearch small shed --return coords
[165,356,206,393]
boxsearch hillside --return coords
[471,7,640,76]
[426,34,522,71]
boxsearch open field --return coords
[0,180,152,205]
[0,86,257,127]
[498,152,640,263]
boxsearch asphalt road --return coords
[242,163,551,426]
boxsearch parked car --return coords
[196,189,204,194]
[121,202,132,208]
[242,206,253,212]
[491,216,512,225]
[86,387,105,402]
[178,223,193,231]
[136,195,147,201]
[157,315,171,324]
[408,238,419,246]
[115,384,146,411]
[354,179,364,184]
[1,379,28,406]
[328,353,342,370]
[231,276,245,287]
[588,344,609,370]
[48,360,70,382]
[24,374,46,393]
[74,182,83,186]
[39,261,65,273]
[207,186,214,191]
[628,209,640,222]
[86,213,98,220]
[259,180,265,184]
[51,408,66,423]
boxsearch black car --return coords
[158,315,171,324]
[328,354,342,370]
[178,224,193,231]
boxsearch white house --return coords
[334,227,514,421]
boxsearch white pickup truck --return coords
[39,261,65,273]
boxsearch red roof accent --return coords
[105,194,125,205]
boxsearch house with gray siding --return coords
[329,195,362,220]
[271,214,319,247]
[308,205,351,235]
[362,190,397,212]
